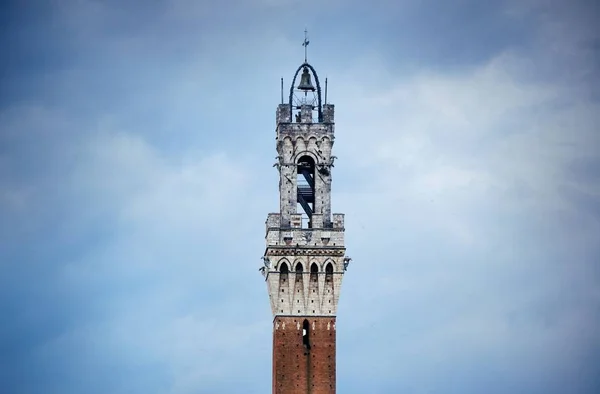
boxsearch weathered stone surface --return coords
[265,100,346,318]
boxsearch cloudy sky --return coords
[1,0,599,393]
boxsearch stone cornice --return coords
[265,247,345,257]
[272,315,338,320]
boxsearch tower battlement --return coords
[265,213,345,248]
[277,103,335,126]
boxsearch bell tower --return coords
[261,34,350,394]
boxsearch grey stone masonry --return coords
[274,103,336,227]
[262,213,346,317]
[263,100,348,318]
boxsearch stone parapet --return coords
[322,104,334,123]
[277,122,334,136]
[265,213,345,248]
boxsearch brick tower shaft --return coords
[273,317,336,394]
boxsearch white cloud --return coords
[327,46,600,390]
[333,50,599,248]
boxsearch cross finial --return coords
[302,28,310,63]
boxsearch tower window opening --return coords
[302,319,311,349]
[325,262,333,283]
[279,262,289,281]
[297,155,315,228]
[280,262,289,286]
[310,263,318,282]
[295,263,303,283]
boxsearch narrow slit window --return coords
[302,319,311,349]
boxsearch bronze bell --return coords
[297,67,315,91]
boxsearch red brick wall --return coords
[273,316,336,394]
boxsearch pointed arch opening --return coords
[280,262,289,274]
[325,262,333,283]
[310,262,318,282]
[295,262,303,283]
[279,262,289,284]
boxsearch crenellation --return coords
[276,104,291,125]
[266,213,280,227]
[322,104,335,123]
[332,213,344,228]
[265,230,345,248]
[265,213,345,248]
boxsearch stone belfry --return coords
[261,33,350,394]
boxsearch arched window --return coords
[295,262,303,282]
[310,263,318,282]
[279,262,289,284]
[280,262,289,274]
[302,319,310,349]
[325,262,333,283]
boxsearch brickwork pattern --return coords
[273,316,336,394]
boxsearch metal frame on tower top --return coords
[288,65,323,123]
[284,30,325,123]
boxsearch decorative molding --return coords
[266,248,345,257]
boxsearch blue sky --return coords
[1,0,599,393]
